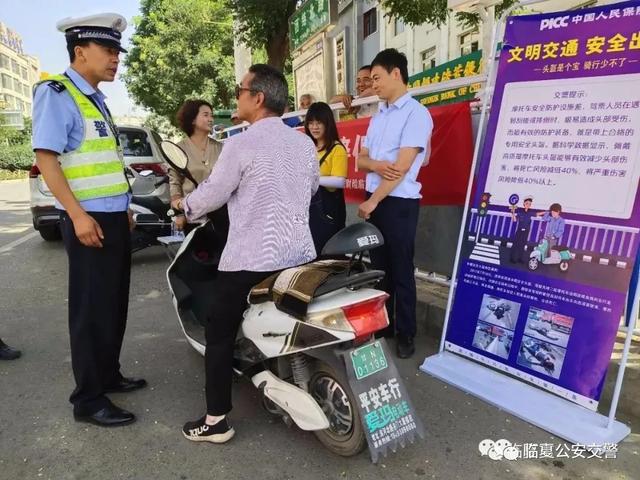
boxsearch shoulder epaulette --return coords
[46,81,66,93]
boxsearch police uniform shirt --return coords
[32,67,130,212]
[516,208,535,229]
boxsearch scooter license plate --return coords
[350,341,388,380]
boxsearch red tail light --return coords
[341,294,390,338]
[29,164,41,178]
[129,162,167,176]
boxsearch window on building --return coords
[421,47,437,71]
[1,73,11,89]
[23,83,30,97]
[13,77,21,93]
[459,29,480,56]
[0,54,9,70]
[394,17,405,36]
[11,59,19,74]
[363,7,377,39]
[4,94,15,108]
[20,66,27,80]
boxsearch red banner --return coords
[337,101,474,206]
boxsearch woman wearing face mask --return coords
[303,102,348,253]
[170,99,227,238]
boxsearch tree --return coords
[380,0,519,29]
[143,112,181,141]
[227,0,298,71]
[123,0,236,122]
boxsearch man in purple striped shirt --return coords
[172,64,319,444]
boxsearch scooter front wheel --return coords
[528,258,539,270]
[309,361,366,457]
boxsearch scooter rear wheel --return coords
[559,261,569,272]
[309,361,367,457]
[528,258,539,270]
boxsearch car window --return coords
[118,130,153,157]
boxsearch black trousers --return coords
[60,211,131,415]
[510,227,530,263]
[205,270,274,416]
[368,196,420,338]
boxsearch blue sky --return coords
[1,0,144,116]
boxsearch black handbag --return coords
[309,144,344,253]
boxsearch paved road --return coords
[1,180,639,479]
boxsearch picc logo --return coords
[540,16,570,31]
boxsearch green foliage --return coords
[227,0,297,70]
[143,112,181,141]
[455,0,520,30]
[0,116,31,146]
[380,0,519,29]
[122,0,236,122]
[0,143,34,171]
[380,0,449,27]
[0,115,34,171]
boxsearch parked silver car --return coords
[29,125,170,241]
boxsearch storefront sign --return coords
[409,51,483,107]
[290,0,332,51]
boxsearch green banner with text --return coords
[409,51,484,107]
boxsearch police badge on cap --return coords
[56,13,128,53]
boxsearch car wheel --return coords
[39,225,62,241]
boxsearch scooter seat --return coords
[550,245,569,252]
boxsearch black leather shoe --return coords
[396,336,415,359]
[0,341,21,360]
[74,404,136,427]
[105,377,148,394]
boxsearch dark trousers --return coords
[510,227,530,263]
[205,270,274,416]
[368,196,420,338]
[60,211,131,415]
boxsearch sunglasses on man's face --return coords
[235,84,260,100]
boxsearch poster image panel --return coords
[472,320,514,360]
[524,307,574,348]
[517,336,568,380]
[478,294,521,330]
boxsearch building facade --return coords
[0,21,40,127]
[233,0,607,105]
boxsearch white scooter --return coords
[160,141,393,457]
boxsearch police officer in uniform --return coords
[510,196,534,264]
[32,13,146,427]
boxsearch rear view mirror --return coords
[159,140,198,187]
[160,140,189,171]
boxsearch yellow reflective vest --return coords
[35,74,129,201]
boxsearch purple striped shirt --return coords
[183,117,319,272]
